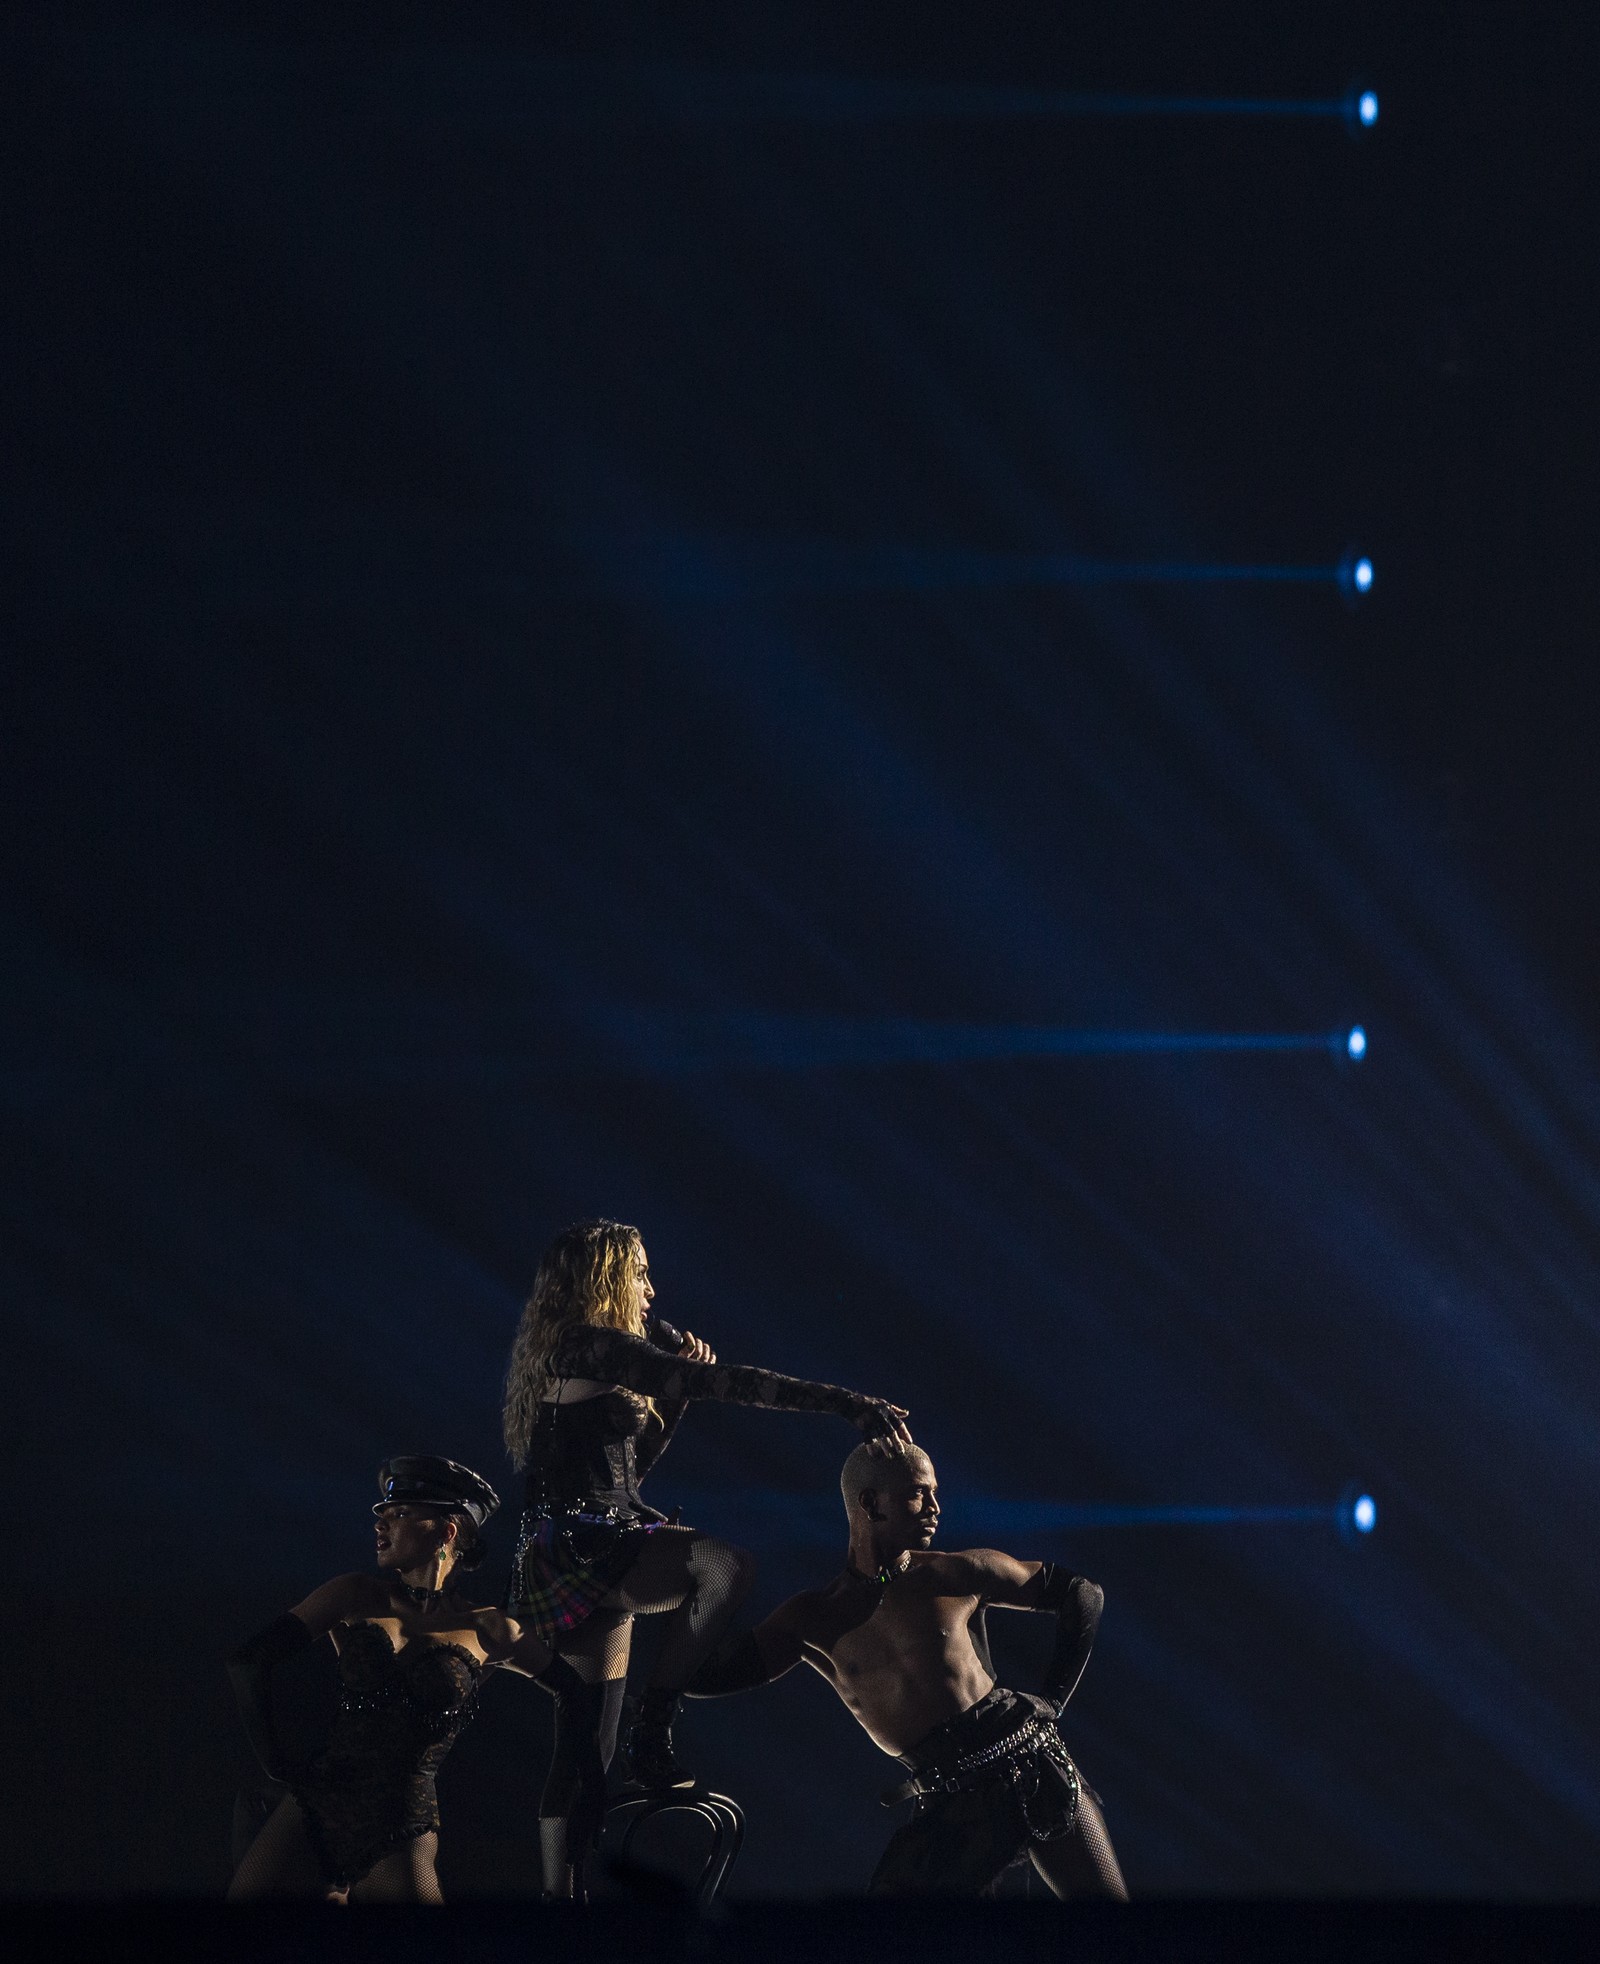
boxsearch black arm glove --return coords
[553,1325,879,1427]
[636,1319,691,1478]
[1035,1566,1104,1715]
[685,1630,776,1699]
[227,1612,313,1782]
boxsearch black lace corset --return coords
[295,1624,481,1885]
[314,1623,480,1781]
[523,1390,652,1517]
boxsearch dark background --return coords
[7,0,1600,1899]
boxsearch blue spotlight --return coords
[1347,1025,1367,1060]
[1352,1493,1377,1533]
[1337,551,1375,604]
[1358,91,1379,127]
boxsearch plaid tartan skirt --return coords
[505,1508,664,1641]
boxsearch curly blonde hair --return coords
[503,1219,651,1468]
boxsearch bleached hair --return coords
[840,1440,933,1514]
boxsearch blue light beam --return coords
[607,1011,1368,1077]
[667,1487,1376,1546]
[525,68,1382,125]
[599,539,1378,603]
[946,1498,1360,1532]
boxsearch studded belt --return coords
[881,1709,1081,1841]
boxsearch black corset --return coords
[522,1389,652,1516]
[294,1624,481,1885]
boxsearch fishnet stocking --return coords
[349,1832,444,1903]
[605,1530,756,1689]
[1030,1788,1129,1900]
[555,1607,633,1687]
[226,1794,339,1901]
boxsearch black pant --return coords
[869,1778,1044,1896]
[868,1690,1111,1900]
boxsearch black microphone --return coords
[645,1314,685,1353]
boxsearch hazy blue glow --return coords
[1354,556,1374,592]
[1358,92,1379,126]
[1353,1493,1377,1533]
[1347,1025,1368,1059]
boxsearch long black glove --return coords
[553,1324,895,1434]
[1035,1567,1104,1714]
[227,1612,313,1782]
[684,1629,774,1698]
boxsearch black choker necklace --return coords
[396,1579,446,1606]
[847,1554,910,1588]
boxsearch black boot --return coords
[622,1688,695,1789]
[534,1655,607,1899]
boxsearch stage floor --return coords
[8,1901,1597,1964]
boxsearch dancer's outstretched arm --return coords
[227,1573,387,1779]
[683,1595,814,1697]
[473,1607,558,1678]
[552,1324,912,1447]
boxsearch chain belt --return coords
[522,1501,635,1526]
[895,1711,1080,1841]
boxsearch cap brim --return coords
[373,1496,476,1517]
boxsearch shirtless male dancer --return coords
[689,1441,1128,1898]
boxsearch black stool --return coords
[602,1784,746,1905]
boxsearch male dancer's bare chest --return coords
[807,1582,986,1693]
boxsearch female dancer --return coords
[228,1455,583,1902]
[503,1217,913,1898]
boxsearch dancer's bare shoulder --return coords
[921,1546,1045,1605]
[289,1570,392,1634]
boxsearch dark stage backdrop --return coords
[7,0,1600,1900]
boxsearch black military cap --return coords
[373,1455,499,1530]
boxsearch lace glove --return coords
[554,1325,907,1438]
[226,1612,313,1783]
